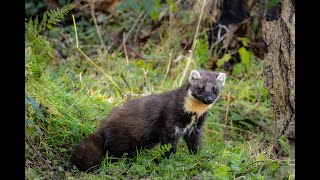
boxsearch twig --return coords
[77,48,120,90]
[223,92,232,140]
[123,32,129,64]
[25,135,52,169]
[124,10,144,44]
[235,160,271,177]
[212,24,230,47]
[141,68,149,94]
[160,49,173,87]
[133,12,149,46]
[172,55,185,89]
[210,123,257,135]
[179,0,207,86]
[244,160,278,169]
[89,0,108,53]
[205,127,222,135]
[72,15,78,48]
[116,11,145,52]
[72,14,120,90]
[120,73,131,91]
[111,33,144,59]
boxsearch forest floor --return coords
[25,2,295,179]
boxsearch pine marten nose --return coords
[206,96,213,103]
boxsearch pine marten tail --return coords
[69,132,105,171]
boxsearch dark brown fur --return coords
[69,70,226,171]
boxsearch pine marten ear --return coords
[189,70,201,83]
[217,73,226,87]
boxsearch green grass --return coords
[25,3,294,179]
[25,55,293,179]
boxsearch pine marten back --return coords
[69,70,226,171]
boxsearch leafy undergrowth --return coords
[25,60,294,179]
[25,2,294,179]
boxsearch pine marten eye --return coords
[197,86,204,93]
[213,87,217,94]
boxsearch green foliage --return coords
[238,47,251,66]
[25,2,293,179]
[230,37,254,76]
[230,40,257,76]
[25,72,113,164]
[25,2,75,34]
[166,0,179,11]
[267,0,281,9]
[210,55,273,133]
[88,136,289,179]
[40,4,76,31]
[25,3,76,80]
[25,0,71,17]
[217,54,231,68]
[118,0,137,12]
[25,97,45,138]
[118,0,165,20]
[238,37,250,47]
[25,31,54,79]
[25,3,84,170]
[277,135,290,156]
[194,34,210,69]
[25,0,46,17]
[143,0,163,20]
[232,63,246,75]
[118,0,179,22]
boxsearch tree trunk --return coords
[262,0,295,159]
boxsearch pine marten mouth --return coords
[198,98,215,105]
[203,101,213,105]
[189,91,215,105]
[184,92,212,116]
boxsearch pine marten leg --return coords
[160,135,178,158]
[184,128,202,154]
[184,113,207,154]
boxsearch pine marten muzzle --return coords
[69,70,226,171]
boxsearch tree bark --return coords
[262,0,295,158]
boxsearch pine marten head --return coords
[184,70,226,115]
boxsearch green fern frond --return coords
[25,2,76,80]
[41,13,48,31]
[45,3,75,30]
[34,15,40,32]
[25,2,76,34]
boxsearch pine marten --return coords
[69,70,226,171]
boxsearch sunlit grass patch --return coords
[25,2,293,179]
